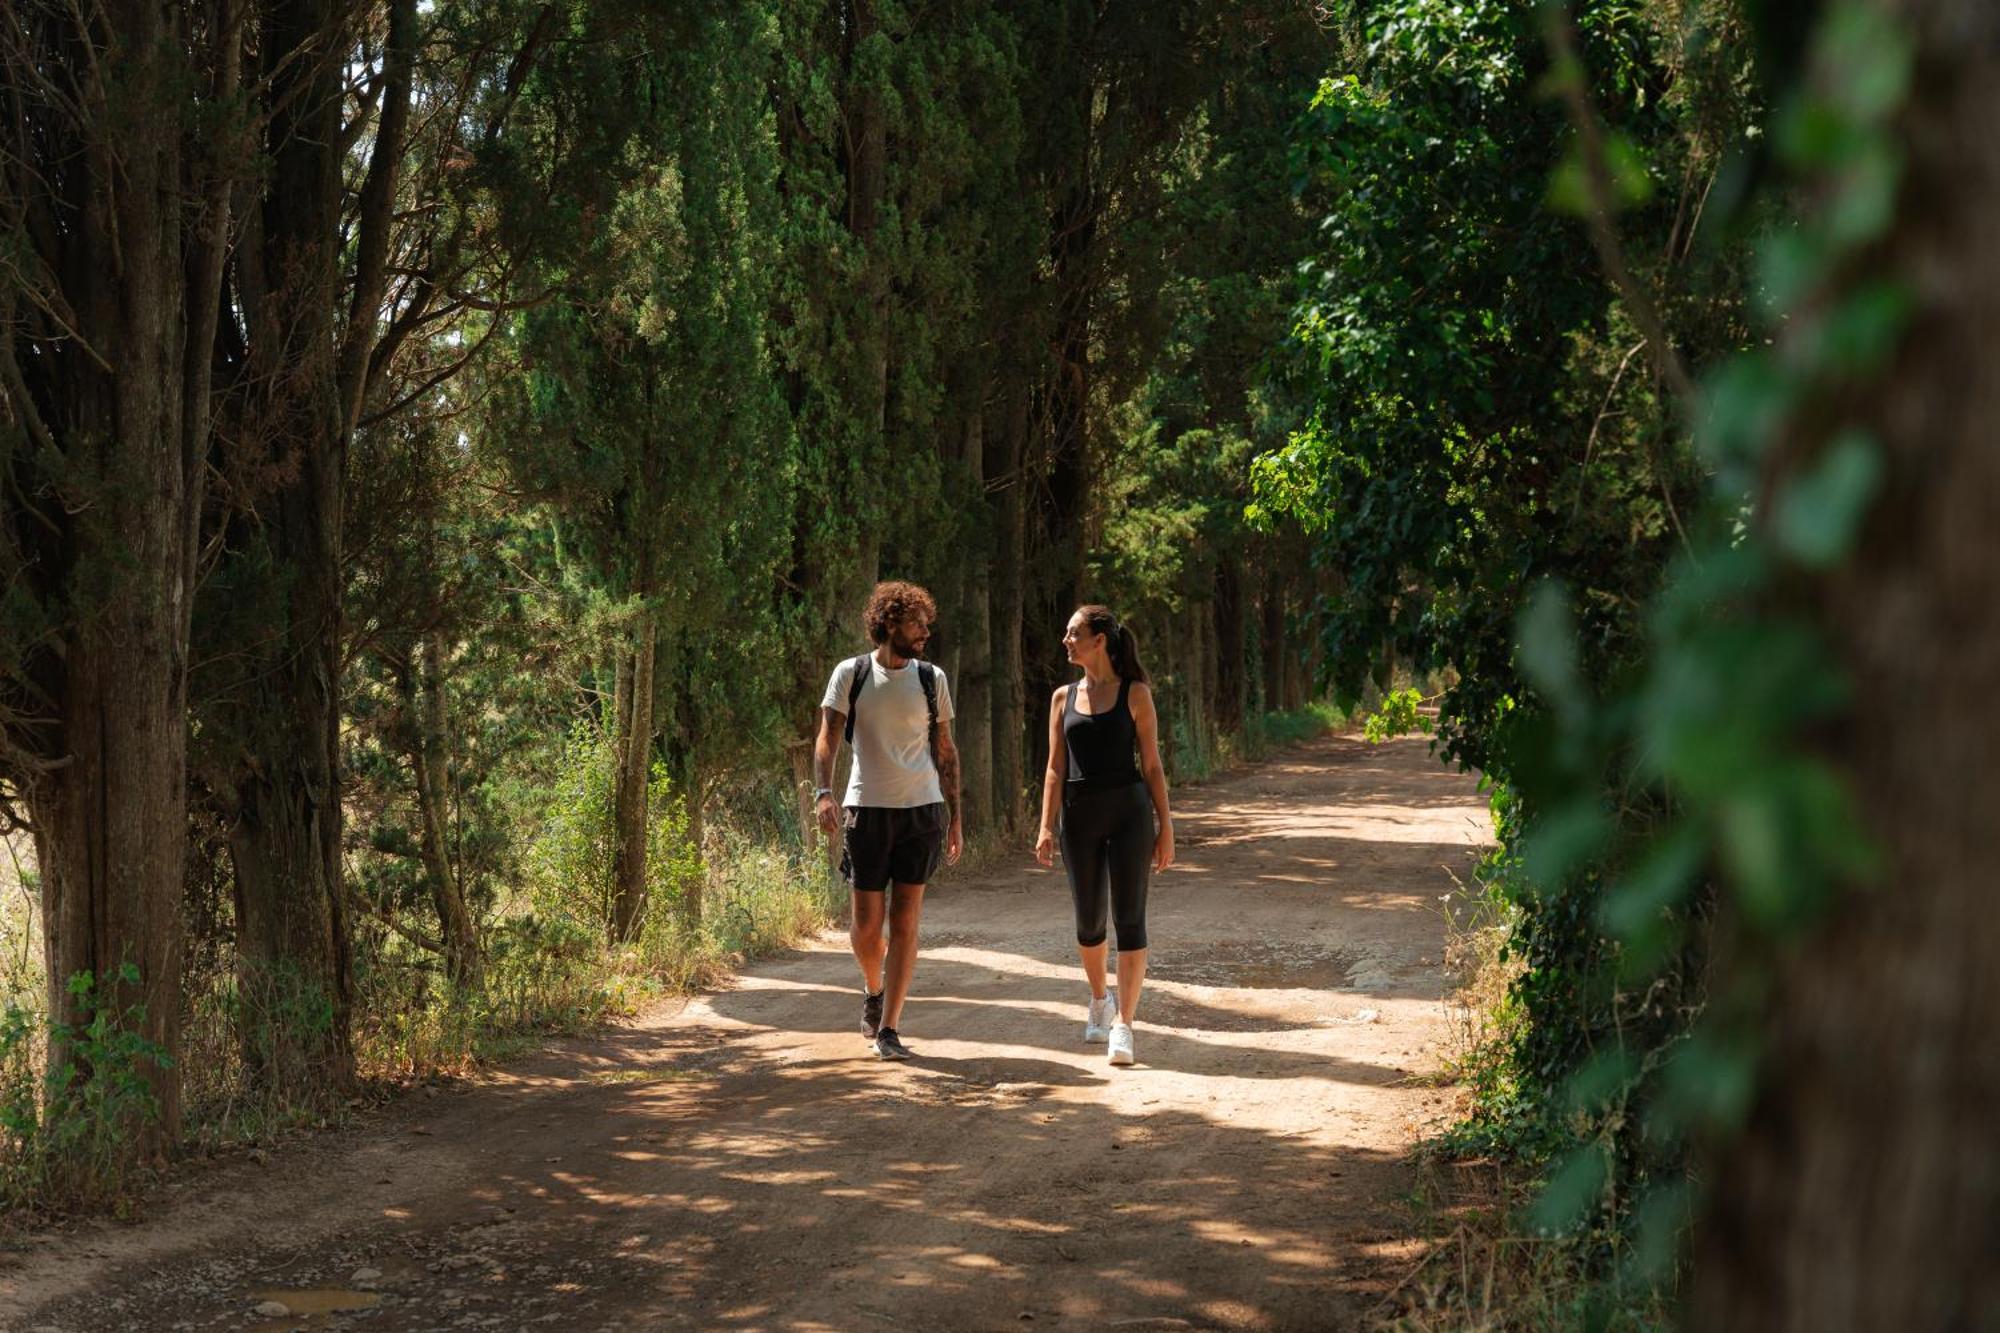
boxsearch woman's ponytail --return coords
[1113,624,1149,685]
[1078,604,1150,684]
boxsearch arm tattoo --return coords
[815,707,840,791]
[935,726,961,821]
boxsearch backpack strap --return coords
[842,653,872,745]
[916,661,938,732]
[917,661,941,765]
[843,654,940,752]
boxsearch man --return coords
[814,580,963,1060]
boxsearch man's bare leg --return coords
[850,891,888,994]
[881,881,927,1031]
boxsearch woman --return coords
[1035,605,1175,1065]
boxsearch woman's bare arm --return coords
[1035,687,1068,864]
[1129,683,1175,870]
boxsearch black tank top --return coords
[1064,677,1141,789]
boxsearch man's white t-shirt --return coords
[821,653,954,809]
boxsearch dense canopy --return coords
[1,0,1993,1322]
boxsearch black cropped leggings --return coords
[1059,781,1153,951]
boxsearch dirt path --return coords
[0,733,1490,1333]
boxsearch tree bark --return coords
[1215,562,1247,732]
[3,0,234,1151]
[986,389,1030,832]
[955,405,996,836]
[220,0,361,1102]
[1184,599,1210,771]
[1692,4,2000,1327]
[32,612,190,1152]
[609,614,657,943]
[411,632,480,989]
[1026,164,1098,779]
[220,0,416,1100]
[1263,568,1287,714]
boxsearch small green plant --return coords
[1,963,169,1213]
[521,725,702,935]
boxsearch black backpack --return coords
[843,653,938,753]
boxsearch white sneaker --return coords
[1083,990,1116,1043]
[1108,1022,1136,1066]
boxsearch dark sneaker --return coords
[872,1027,913,1061]
[861,990,884,1039]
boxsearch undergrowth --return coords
[0,701,1349,1219]
[1374,793,1680,1330]
[0,807,844,1218]
[1172,700,1351,784]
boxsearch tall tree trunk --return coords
[410,633,480,989]
[609,614,657,943]
[987,389,1029,831]
[6,0,233,1150]
[1027,165,1098,776]
[682,764,706,930]
[788,739,818,850]
[956,405,995,836]
[1263,568,1287,714]
[1192,600,1208,768]
[32,645,191,1144]
[661,645,706,929]
[220,0,413,1102]
[1284,608,1307,712]
[225,595,356,1099]
[1215,563,1246,732]
[224,0,365,1102]
[32,571,192,1154]
[1692,5,2000,1327]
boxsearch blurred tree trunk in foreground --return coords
[1694,2,2000,1326]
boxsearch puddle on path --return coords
[246,1287,381,1329]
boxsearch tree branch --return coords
[337,0,418,437]
[1543,3,1697,411]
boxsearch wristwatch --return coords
[814,787,833,801]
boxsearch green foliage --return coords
[522,726,702,936]
[1243,702,1351,756]
[1078,17,1330,784]
[1255,0,1787,1306]
[1362,688,1432,744]
[0,965,168,1213]
[1259,0,1750,760]
[1507,3,1911,1280]
[5,0,1363,1217]
[343,706,836,1082]
[1263,0,1914,1311]
[350,851,836,1084]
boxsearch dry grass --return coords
[1369,870,1675,1331]
[1437,865,1526,1089]
[1373,1153,1677,1331]
[0,826,846,1218]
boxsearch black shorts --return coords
[841,803,948,891]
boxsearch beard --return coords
[889,629,927,659]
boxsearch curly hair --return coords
[863,580,938,644]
